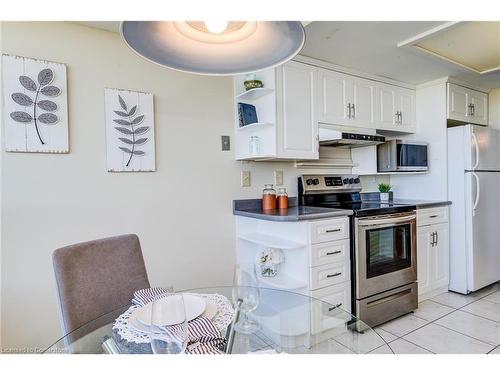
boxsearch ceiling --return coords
[76,21,500,89]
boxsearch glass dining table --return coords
[43,286,394,354]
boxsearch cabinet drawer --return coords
[310,282,351,334]
[417,206,448,226]
[310,217,349,244]
[310,261,350,290]
[310,239,349,267]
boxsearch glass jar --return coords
[262,184,276,210]
[277,187,288,209]
[249,136,261,156]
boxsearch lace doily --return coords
[112,293,234,354]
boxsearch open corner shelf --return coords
[235,88,274,101]
[257,273,307,291]
[238,232,306,250]
[236,122,274,131]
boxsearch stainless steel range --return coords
[298,174,418,327]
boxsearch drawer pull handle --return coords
[328,303,342,312]
[325,228,341,233]
[429,215,438,218]
[326,272,342,278]
[326,250,342,256]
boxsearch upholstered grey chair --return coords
[52,234,150,339]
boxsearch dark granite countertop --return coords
[233,199,353,222]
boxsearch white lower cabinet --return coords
[310,283,351,334]
[416,207,450,301]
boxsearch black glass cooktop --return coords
[300,192,416,217]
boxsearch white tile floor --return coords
[367,282,500,354]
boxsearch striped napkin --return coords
[132,288,226,354]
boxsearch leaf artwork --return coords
[9,68,60,145]
[114,95,149,167]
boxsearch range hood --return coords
[319,126,385,148]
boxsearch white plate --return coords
[132,294,207,327]
[129,298,218,334]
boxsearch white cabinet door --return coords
[397,88,416,132]
[448,83,470,123]
[379,85,397,128]
[417,226,433,296]
[317,69,351,126]
[469,90,488,125]
[277,61,319,160]
[432,223,449,289]
[351,77,376,128]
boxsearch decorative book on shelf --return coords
[237,102,258,127]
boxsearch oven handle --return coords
[358,214,416,227]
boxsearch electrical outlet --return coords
[274,170,284,186]
[221,136,230,151]
[241,171,251,187]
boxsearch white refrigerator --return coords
[448,124,500,294]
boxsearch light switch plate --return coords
[241,171,251,187]
[221,136,230,151]
[274,170,284,186]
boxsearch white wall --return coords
[0,20,3,349]
[489,88,500,130]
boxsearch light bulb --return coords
[204,20,228,34]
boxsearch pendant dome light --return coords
[120,21,305,75]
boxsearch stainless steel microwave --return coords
[377,140,428,172]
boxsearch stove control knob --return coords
[306,179,314,185]
[354,177,360,184]
[349,178,354,184]
[313,178,320,185]
[343,178,349,185]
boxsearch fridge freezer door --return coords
[465,171,500,291]
[466,125,500,171]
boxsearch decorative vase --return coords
[260,263,279,278]
[380,192,390,201]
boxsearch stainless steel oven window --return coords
[365,223,412,278]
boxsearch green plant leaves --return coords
[118,95,127,111]
[38,113,58,124]
[134,126,150,135]
[115,127,134,135]
[38,69,54,86]
[131,115,144,125]
[40,86,61,97]
[11,92,33,106]
[113,119,131,126]
[37,100,57,111]
[19,76,37,91]
[10,111,33,123]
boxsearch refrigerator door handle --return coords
[471,131,480,170]
[472,172,480,216]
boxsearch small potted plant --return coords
[378,183,392,202]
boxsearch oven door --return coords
[355,212,417,299]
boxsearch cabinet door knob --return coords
[325,228,341,233]
[352,103,356,119]
[328,303,342,312]
[347,103,352,119]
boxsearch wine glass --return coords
[232,264,260,334]
[150,294,189,354]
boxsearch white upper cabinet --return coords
[377,84,416,133]
[317,69,351,126]
[447,83,488,126]
[351,78,376,128]
[318,69,414,133]
[276,61,319,160]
